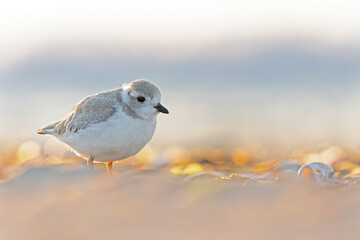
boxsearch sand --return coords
[1,161,360,240]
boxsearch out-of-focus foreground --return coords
[2,143,360,240]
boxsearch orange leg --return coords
[106,162,113,175]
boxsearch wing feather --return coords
[38,89,122,136]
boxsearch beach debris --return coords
[298,162,337,186]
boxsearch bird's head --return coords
[122,79,169,120]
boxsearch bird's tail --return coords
[37,121,60,135]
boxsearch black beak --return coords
[154,103,169,114]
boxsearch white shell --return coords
[298,162,336,186]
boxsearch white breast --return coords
[59,107,157,162]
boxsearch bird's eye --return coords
[137,96,145,103]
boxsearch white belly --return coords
[59,109,157,162]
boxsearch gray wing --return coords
[38,89,122,136]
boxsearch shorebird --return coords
[37,79,169,174]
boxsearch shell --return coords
[298,162,336,186]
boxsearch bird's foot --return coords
[106,162,113,175]
[87,157,94,169]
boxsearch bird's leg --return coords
[87,156,94,169]
[106,162,113,175]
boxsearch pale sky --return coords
[1,0,360,148]
[1,0,360,73]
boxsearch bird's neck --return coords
[121,88,130,105]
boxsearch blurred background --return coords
[3,2,360,240]
[1,0,360,167]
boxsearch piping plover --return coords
[37,79,169,173]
